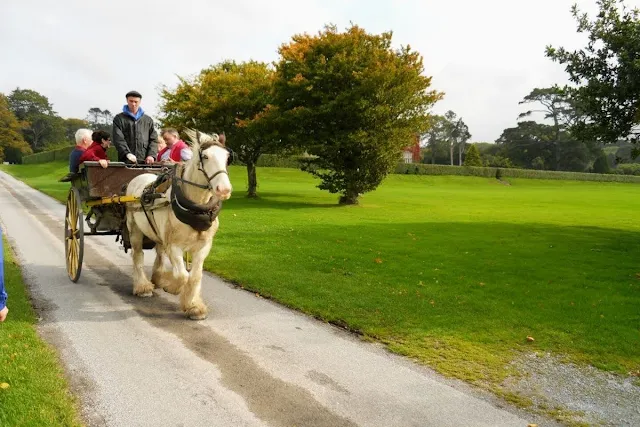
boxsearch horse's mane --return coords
[183,128,225,151]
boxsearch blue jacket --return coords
[69,147,86,173]
[0,228,7,311]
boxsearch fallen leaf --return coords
[374,258,383,264]
[429,300,435,306]
[0,383,9,390]
[479,282,485,286]
[528,424,538,427]
[526,336,535,342]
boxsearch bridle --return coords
[174,131,231,191]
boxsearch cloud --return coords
[1,0,635,141]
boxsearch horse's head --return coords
[184,128,233,201]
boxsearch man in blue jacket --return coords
[0,228,8,322]
[112,90,158,164]
[59,128,92,182]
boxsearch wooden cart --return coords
[64,161,169,282]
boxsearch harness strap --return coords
[140,200,162,242]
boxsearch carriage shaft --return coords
[85,195,140,207]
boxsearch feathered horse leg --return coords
[180,238,212,320]
[162,243,189,297]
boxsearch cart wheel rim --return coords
[65,187,84,282]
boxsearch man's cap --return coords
[126,90,142,99]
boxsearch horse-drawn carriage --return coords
[63,130,233,319]
[64,161,168,282]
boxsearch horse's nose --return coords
[216,183,232,196]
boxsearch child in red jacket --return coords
[79,130,111,169]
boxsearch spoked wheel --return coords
[65,187,84,282]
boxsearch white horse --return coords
[124,129,232,320]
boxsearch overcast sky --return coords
[2,0,636,142]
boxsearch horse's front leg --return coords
[180,241,212,320]
[151,244,167,289]
[162,244,189,296]
[130,221,154,297]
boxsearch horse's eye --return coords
[202,154,209,160]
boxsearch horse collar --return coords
[171,165,223,232]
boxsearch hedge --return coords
[394,163,640,183]
[610,163,640,176]
[19,147,640,183]
[22,146,119,164]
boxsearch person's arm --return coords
[80,148,109,168]
[180,147,193,162]
[145,120,158,161]
[112,117,135,162]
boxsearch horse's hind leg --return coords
[130,221,154,297]
[162,244,189,296]
[180,242,211,320]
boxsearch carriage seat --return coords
[59,172,81,182]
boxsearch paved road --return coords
[0,171,556,427]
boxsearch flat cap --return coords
[125,90,142,98]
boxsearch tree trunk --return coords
[458,142,462,165]
[246,159,258,198]
[450,142,454,165]
[339,190,359,205]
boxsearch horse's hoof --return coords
[151,276,162,289]
[162,286,181,295]
[134,289,154,297]
[186,305,208,320]
[188,312,208,321]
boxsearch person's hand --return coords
[0,306,8,322]
[98,159,108,168]
[145,156,154,164]
[126,153,137,163]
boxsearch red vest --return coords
[157,140,188,162]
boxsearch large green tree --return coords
[85,108,112,132]
[63,118,91,141]
[516,86,598,170]
[423,114,449,164]
[7,88,65,151]
[273,24,443,204]
[0,94,32,163]
[546,0,640,147]
[518,86,580,141]
[160,60,283,198]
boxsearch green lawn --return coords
[2,161,639,392]
[0,233,83,427]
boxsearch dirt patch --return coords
[503,352,640,426]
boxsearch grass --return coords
[2,161,639,391]
[0,232,84,427]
